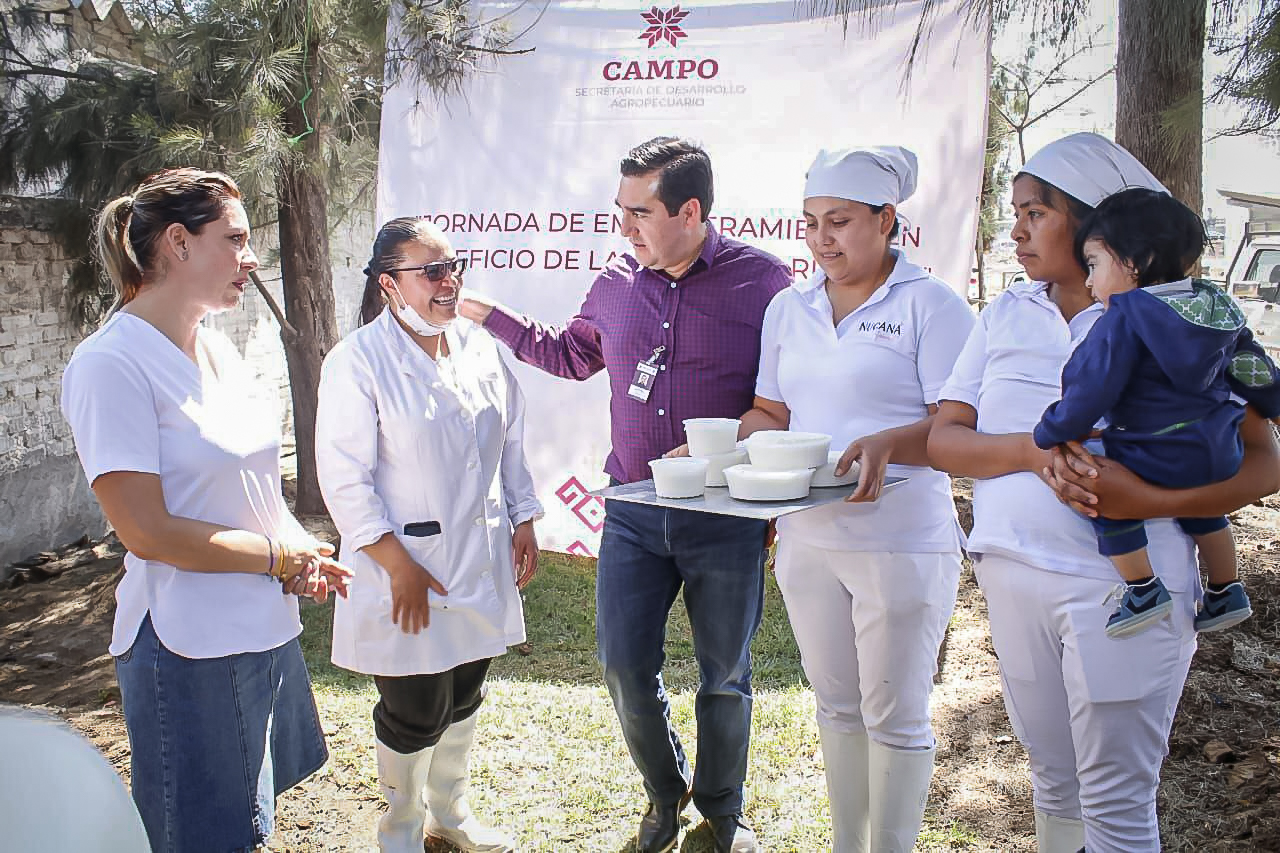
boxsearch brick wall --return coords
[0,196,103,566]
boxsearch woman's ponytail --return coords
[95,194,144,310]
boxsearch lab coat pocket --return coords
[400,532,452,610]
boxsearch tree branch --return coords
[1024,68,1115,128]
[992,101,1020,131]
[0,66,103,82]
[249,270,298,340]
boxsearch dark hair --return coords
[95,168,241,307]
[1013,172,1094,225]
[1074,188,1206,287]
[620,137,713,220]
[358,217,442,326]
[867,203,902,241]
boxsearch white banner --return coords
[378,0,989,556]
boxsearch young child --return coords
[1034,187,1280,638]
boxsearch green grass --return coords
[296,553,978,852]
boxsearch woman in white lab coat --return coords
[316,217,543,853]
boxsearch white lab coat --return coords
[316,309,543,676]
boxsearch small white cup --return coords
[649,457,710,499]
[683,418,741,458]
[703,448,749,487]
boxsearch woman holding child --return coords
[928,132,1280,852]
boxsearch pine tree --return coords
[1,0,521,513]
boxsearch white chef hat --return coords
[803,146,919,207]
[1020,132,1168,208]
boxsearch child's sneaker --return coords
[1195,582,1253,632]
[1104,577,1174,638]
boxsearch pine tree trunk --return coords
[1115,0,1205,212]
[276,48,338,517]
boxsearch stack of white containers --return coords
[647,420,860,502]
[648,418,742,499]
[727,431,829,501]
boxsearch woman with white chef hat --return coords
[743,146,973,851]
[929,132,1280,852]
[315,217,544,853]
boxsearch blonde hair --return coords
[95,168,242,308]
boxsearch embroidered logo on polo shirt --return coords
[859,320,902,338]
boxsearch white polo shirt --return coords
[757,251,974,552]
[938,281,1198,590]
[61,312,306,658]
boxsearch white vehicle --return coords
[1221,190,1280,360]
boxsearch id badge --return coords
[627,360,659,402]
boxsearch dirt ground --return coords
[2,486,1278,851]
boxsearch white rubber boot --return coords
[425,712,516,852]
[1035,809,1085,853]
[375,739,433,853]
[819,726,870,853]
[866,740,935,853]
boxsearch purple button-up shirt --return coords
[484,225,791,483]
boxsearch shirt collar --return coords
[1145,277,1193,297]
[794,249,924,308]
[698,222,721,269]
[642,222,720,283]
[379,306,455,373]
[1010,280,1105,325]
[1006,279,1051,300]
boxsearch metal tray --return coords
[590,476,908,520]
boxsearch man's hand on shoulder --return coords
[458,293,500,325]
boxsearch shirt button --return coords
[467,460,478,470]
[660,365,666,371]
[474,517,484,526]
[669,282,677,289]
[662,322,670,329]
[657,408,665,416]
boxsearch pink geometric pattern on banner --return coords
[567,540,596,558]
[639,6,690,48]
[556,476,607,533]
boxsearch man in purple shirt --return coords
[460,137,790,853]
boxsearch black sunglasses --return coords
[384,257,467,282]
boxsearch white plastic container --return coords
[702,448,748,487]
[746,431,832,471]
[723,464,814,501]
[683,418,741,458]
[811,450,860,487]
[649,457,710,499]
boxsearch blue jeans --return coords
[596,498,767,817]
[115,614,327,852]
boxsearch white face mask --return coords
[386,281,450,337]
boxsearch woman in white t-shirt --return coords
[60,168,351,853]
[929,133,1280,853]
[672,147,974,852]
[315,217,542,853]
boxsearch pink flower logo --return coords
[639,6,690,48]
